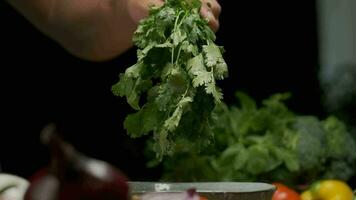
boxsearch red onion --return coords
[24,124,129,200]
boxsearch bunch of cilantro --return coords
[112,0,228,159]
[159,92,356,187]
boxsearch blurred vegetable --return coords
[300,190,313,200]
[24,124,129,200]
[272,183,301,200]
[152,92,356,186]
[0,173,29,200]
[301,180,353,200]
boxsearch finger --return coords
[202,0,221,19]
[147,0,164,7]
[200,6,220,32]
[152,0,164,6]
[208,17,219,32]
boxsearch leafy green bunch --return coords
[112,0,228,159]
[160,93,356,187]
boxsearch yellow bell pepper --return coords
[301,180,354,200]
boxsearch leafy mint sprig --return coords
[112,0,228,159]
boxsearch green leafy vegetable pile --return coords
[112,0,228,159]
[157,92,356,187]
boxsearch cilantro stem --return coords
[175,45,183,65]
[181,85,190,99]
[177,12,189,28]
[171,11,184,64]
[173,11,184,32]
[171,47,174,64]
[171,11,189,64]
[171,49,175,65]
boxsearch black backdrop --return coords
[0,1,322,181]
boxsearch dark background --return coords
[0,1,322,181]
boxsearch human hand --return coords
[127,0,221,32]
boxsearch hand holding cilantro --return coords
[112,0,228,159]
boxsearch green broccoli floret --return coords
[293,116,327,171]
[322,116,356,180]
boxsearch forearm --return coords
[6,0,220,61]
[7,0,136,61]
